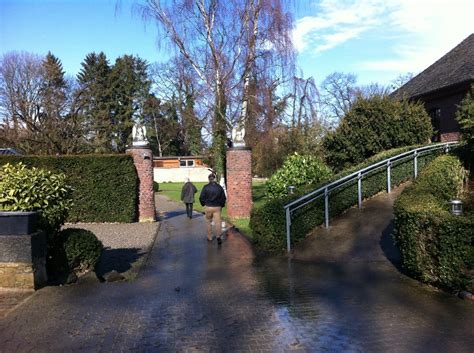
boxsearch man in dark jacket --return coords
[181,178,198,219]
[199,173,226,244]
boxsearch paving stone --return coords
[0,193,473,352]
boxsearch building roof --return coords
[0,148,22,155]
[393,33,474,99]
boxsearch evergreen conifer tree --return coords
[109,55,151,152]
[77,52,112,152]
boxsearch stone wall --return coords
[0,231,47,290]
[0,263,35,289]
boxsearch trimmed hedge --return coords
[250,144,444,251]
[393,155,473,290]
[0,155,138,222]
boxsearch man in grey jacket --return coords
[181,178,198,219]
[199,174,226,244]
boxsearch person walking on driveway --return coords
[199,173,226,244]
[181,178,198,219]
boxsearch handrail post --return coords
[387,160,391,193]
[414,150,418,179]
[286,208,291,253]
[357,172,362,208]
[324,187,329,228]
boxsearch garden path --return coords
[0,193,473,352]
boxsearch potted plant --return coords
[0,163,72,236]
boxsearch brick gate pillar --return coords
[126,147,156,222]
[226,147,253,218]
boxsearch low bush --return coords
[153,181,160,192]
[48,228,104,276]
[250,144,443,251]
[266,154,333,198]
[393,155,473,290]
[0,162,73,234]
[323,96,432,171]
[0,155,138,222]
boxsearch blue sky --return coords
[1,0,473,86]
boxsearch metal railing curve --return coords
[284,141,459,253]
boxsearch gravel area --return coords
[63,222,160,280]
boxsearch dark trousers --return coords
[185,203,193,218]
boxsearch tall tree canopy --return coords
[139,0,294,178]
[76,52,151,153]
[77,52,113,152]
[109,54,151,152]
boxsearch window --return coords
[179,160,194,167]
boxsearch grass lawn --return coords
[157,180,267,240]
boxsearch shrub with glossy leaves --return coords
[266,153,333,198]
[0,162,73,234]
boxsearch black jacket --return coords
[199,182,226,207]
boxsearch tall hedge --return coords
[0,155,138,222]
[250,145,444,251]
[323,96,433,171]
[393,155,472,290]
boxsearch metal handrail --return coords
[284,141,459,252]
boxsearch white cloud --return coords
[359,0,474,73]
[292,0,390,53]
[294,0,474,75]
[315,26,369,53]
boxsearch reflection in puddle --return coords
[254,256,365,352]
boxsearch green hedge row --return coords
[250,144,444,251]
[393,155,473,290]
[0,155,138,222]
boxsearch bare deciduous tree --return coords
[137,0,294,177]
[0,52,44,152]
[390,72,414,93]
[320,72,359,124]
[0,51,91,154]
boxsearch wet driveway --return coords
[0,193,473,352]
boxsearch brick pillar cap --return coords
[228,146,252,151]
